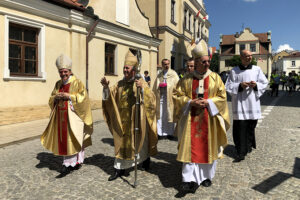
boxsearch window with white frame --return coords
[4,16,45,81]
[116,0,129,25]
[240,44,245,52]
[171,0,176,23]
[292,61,295,66]
[250,44,256,52]
[105,43,116,75]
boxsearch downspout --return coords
[156,0,159,65]
[86,19,99,92]
[83,6,99,92]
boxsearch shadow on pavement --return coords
[36,152,62,173]
[223,144,236,159]
[252,157,300,194]
[84,153,115,176]
[149,151,182,195]
[101,138,114,147]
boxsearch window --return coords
[184,9,187,29]
[240,44,245,52]
[9,23,38,76]
[116,0,129,25]
[4,16,46,81]
[292,61,295,66]
[105,43,116,75]
[250,44,256,52]
[188,13,191,31]
[171,0,175,23]
[193,19,196,38]
[197,23,201,38]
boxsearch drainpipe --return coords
[86,19,99,92]
[156,0,159,65]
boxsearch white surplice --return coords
[225,65,268,120]
[157,71,176,136]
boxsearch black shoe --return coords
[108,169,124,181]
[142,157,150,171]
[158,136,167,140]
[181,182,198,193]
[233,155,245,163]
[248,148,252,153]
[73,164,82,170]
[201,179,212,187]
[167,135,174,140]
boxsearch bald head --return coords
[240,50,252,66]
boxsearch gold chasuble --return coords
[173,71,230,164]
[103,79,157,160]
[41,76,93,156]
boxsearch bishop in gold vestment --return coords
[173,40,230,193]
[41,54,93,174]
[101,50,157,181]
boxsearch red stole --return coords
[57,83,70,155]
[190,76,209,163]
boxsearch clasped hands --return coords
[241,81,257,89]
[55,92,70,101]
[190,97,208,109]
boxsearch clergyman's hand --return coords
[135,79,144,89]
[249,81,257,88]
[240,82,250,89]
[101,77,110,88]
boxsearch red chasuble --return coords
[190,76,209,163]
[57,83,70,155]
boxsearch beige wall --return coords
[0,1,159,109]
[89,0,152,37]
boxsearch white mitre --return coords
[191,39,208,59]
[56,54,72,70]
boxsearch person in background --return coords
[153,59,179,140]
[144,70,151,86]
[225,50,268,162]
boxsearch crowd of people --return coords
[40,40,269,195]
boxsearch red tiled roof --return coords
[47,0,86,11]
[221,32,270,45]
[284,52,300,58]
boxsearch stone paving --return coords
[0,90,299,199]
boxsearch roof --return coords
[45,0,86,11]
[284,52,300,58]
[221,33,270,45]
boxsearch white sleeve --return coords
[102,88,110,100]
[207,99,219,116]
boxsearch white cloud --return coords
[276,44,294,53]
[243,0,257,2]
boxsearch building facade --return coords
[137,0,210,70]
[0,0,160,125]
[219,28,272,79]
[273,52,300,74]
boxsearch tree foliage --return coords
[210,53,219,72]
[228,55,257,67]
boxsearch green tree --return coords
[210,53,219,72]
[228,55,257,67]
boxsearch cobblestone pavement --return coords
[0,90,299,200]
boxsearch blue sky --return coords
[205,0,300,52]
